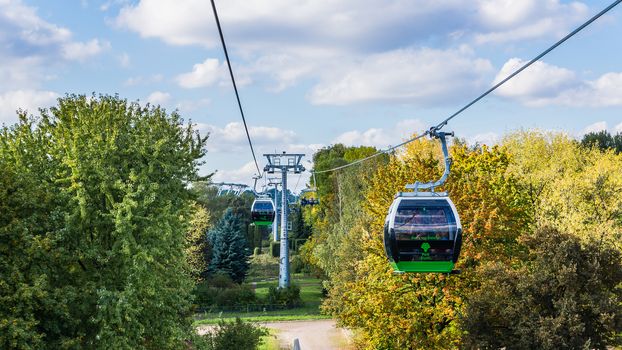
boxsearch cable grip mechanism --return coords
[404,129,454,193]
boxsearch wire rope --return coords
[210,0,263,177]
[293,173,303,193]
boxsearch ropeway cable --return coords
[210,0,263,177]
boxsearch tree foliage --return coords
[199,318,268,350]
[463,227,622,350]
[303,131,622,349]
[0,95,206,349]
[207,208,250,283]
[186,204,211,282]
[581,130,622,154]
[504,130,622,249]
[321,139,531,349]
[192,183,254,230]
[301,144,387,295]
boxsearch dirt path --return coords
[198,319,352,350]
[261,320,352,349]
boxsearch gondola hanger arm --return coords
[404,130,454,193]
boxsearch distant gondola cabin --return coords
[251,198,275,226]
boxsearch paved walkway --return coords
[198,319,353,350]
[261,320,352,350]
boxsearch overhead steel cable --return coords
[313,133,429,174]
[210,0,262,177]
[432,0,622,132]
[313,0,622,175]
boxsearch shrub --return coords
[266,284,302,308]
[253,247,261,256]
[193,275,257,308]
[462,227,622,350]
[291,254,311,274]
[201,318,268,350]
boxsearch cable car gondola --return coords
[251,197,275,226]
[383,130,462,274]
[300,197,319,206]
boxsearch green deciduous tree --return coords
[463,227,622,350]
[581,130,622,154]
[208,208,250,283]
[186,204,211,282]
[0,94,207,349]
[191,182,254,232]
[0,116,56,349]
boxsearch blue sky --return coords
[1,0,621,189]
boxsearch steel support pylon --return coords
[279,168,289,288]
[263,152,305,289]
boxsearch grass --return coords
[193,300,323,321]
[258,329,282,350]
[195,253,329,324]
[252,275,324,304]
[194,314,332,326]
[298,279,323,303]
[247,254,280,280]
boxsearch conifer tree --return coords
[208,209,250,283]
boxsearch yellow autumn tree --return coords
[322,136,533,349]
[185,203,210,282]
[504,130,622,248]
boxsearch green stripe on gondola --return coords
[254,221,273,226]
[391,261,454,273]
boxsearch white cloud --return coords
[115,0,217,47]
[309,47,493,105]
[494,59,622,107]
[577,121,622,137]
[197,121,321,188]
[333,129,391,148]
[494,58,577,102]
[198,122,298,152]
[113,0,595,105]
[176,58,229,89]
[475,0,588,44]
[0,56,47,89]
[580,121,607,136]
[146,91,171,106]
[61,39,111,61]
[574,73,622,107]
[248,54,316,92]
[0,90,59,124]
[0,0,108,97]
[211,161,258,184]
[0,1,107,59]
[209,144,322,189]
[115,0,590,50]
[1,1,71,47]
[332,119,425,148]
[470,132,500,146]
